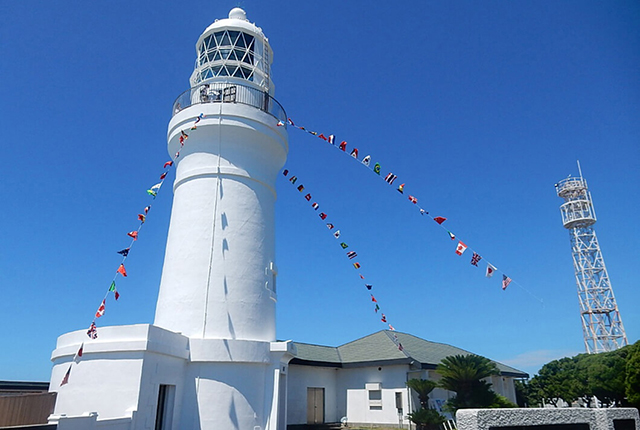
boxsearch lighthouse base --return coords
[48,324,295,430]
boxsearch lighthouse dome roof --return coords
[200,8,266,40]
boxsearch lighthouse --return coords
[154,6,287,342]
[48,8,294,430]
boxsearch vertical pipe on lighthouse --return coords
[154,7,288,342]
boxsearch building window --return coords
[369,390,382,410]
[193,29,266,86]
[366,383,383,410]
[395,392,403,413]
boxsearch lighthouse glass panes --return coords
[192,29,270,88]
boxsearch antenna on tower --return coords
[555,169,628,353]
[577,159,583,179]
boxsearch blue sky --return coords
[0,1,638,381]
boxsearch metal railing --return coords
[171,82,286,124]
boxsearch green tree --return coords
[406,379,438,410]
[407,408,446,430]
[533,357,582,407]
[527,342,640,408]
[625,341,640,408]
[515,379,541,408]
[490,394,518,408]
[579,349,628,407]
[436,354,501,412]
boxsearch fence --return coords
[171,82,287,124]
[0,392,57,427]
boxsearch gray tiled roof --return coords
[293,341,342,364]
[290,330,527,378]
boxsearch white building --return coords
[286,330,527,428]
[47,8,527,430]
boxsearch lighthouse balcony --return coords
[555,176,588,198]
[172,82,286,124]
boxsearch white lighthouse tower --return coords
[48,8,294,430]
[155,6,285,341]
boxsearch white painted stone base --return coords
[49,324,295,430]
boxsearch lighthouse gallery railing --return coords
[171,82,287,124]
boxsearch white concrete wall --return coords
[49,325,189,428]
[50,326,293,430]
[154,102,287,342]
[340,365,410,426]
[287,365,339,425]
[287,363,521,427]
[287,364,412,426]
[488,375,517,404]
[177,362,270,430]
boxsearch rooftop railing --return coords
[171,82,287,125]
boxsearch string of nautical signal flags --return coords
[282,169,405,351]
[278,117,543,304]
[60,113,207,387]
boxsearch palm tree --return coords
[406,379,437,409]
[436,354,500,411]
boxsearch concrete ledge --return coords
[456,408,640,430]
[51,325,189,361]
[189,338,271,363]
[49,412,134,430]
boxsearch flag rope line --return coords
[279,117,543,304]
[62,113,206,386]
[281,169,404,351]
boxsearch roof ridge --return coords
[335,344,344,363]
[337,330,381,347]
[383,330,411,359]
[291,340,338,348]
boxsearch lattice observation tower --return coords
[555,165,628,353]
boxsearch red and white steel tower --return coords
[555,163,628,353]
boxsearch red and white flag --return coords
[73,343,84,363]
[455,241,468,256]
[95,300,105,318]
[486,264,496,278]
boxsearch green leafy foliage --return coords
[406,379,438,410]
[625,342,640,408]
[525,340,640,407]
[533,357,583,406]
[436,354,504,412]
[490,394,518,408]
[407,408,446,430]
